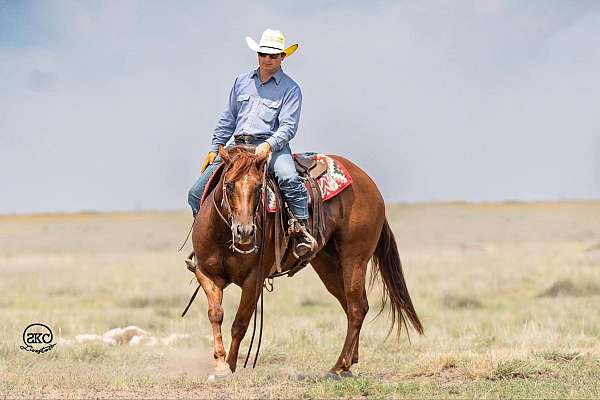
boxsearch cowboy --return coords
[187,29,315,267]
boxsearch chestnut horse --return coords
[190,145,423,380]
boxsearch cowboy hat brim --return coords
[245,36,298,57]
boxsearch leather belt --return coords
[234,134,269,145]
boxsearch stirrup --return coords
[292,227,317,260]
[286,216,317,259]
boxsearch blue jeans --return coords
[188,142,309,219]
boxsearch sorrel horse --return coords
[190,145,423,380]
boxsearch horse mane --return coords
[226,149,260,182]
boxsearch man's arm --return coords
[265,86,302,152]
[209,78,238,152]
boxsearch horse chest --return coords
[222,255,258,285]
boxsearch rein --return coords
[243,153,270,368]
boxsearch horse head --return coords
[218,145,268,249]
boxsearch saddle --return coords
[294,154,328,179]
[269,154,327,276]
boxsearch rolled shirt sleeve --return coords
[266,86,302,152]
[209,79,238,153]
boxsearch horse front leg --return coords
[195,267,231,380]
[226,273,259,372]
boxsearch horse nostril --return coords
[250,224,256,235]
[238,225,254,238]
[236,225,243,236]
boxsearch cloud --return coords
[1,1,599,213]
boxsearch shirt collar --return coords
[272,68,284,85]
[251,67,284,85]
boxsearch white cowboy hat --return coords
[245,29,298,57]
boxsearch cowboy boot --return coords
[293,219,317,259]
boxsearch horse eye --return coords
[225,182,234,192]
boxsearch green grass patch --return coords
[489,359,546,380]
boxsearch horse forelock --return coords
[225,151,260,182]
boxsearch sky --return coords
[1,0,599,214]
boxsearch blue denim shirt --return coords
[209,67,302,153]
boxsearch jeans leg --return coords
[188,156,222,216]
[269,145,309,220]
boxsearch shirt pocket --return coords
[258,98,281,123]
[236,94,250,114]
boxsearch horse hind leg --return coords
[333,272,369,375]
[312,245,366,369]
[352,292,369,365]
[328,212,383,375]
[321,247,369,376]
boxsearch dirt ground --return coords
[1,201,600,398]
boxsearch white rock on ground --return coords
[65,326,189,347]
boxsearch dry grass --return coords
[535,350,582,362]
[537,279,600,298]
[1,202,600,398]
[441,294,482,309]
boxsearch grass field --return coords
[1,202,600,398]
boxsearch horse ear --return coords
[219,146,231,164]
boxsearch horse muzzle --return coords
[232,223,256,246]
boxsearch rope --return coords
[177,210,198,252]
[181,285,201,317]
[253,288,264,368]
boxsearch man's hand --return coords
[200,152,217,173]
[255,142,271,161]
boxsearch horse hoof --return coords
[207,367,232,382]
[325,372,342,381]
[340,370,353,378]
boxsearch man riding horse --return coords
[187,29,315,268]
[185,30,423,380]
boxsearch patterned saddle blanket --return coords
[266,153,352,212]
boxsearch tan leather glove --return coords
[255,142,271,161]
[200,152,217,173]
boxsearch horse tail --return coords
[370,217,424,338]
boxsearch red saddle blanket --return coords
[200,153,353,212]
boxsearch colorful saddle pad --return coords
[266,153,352,213]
